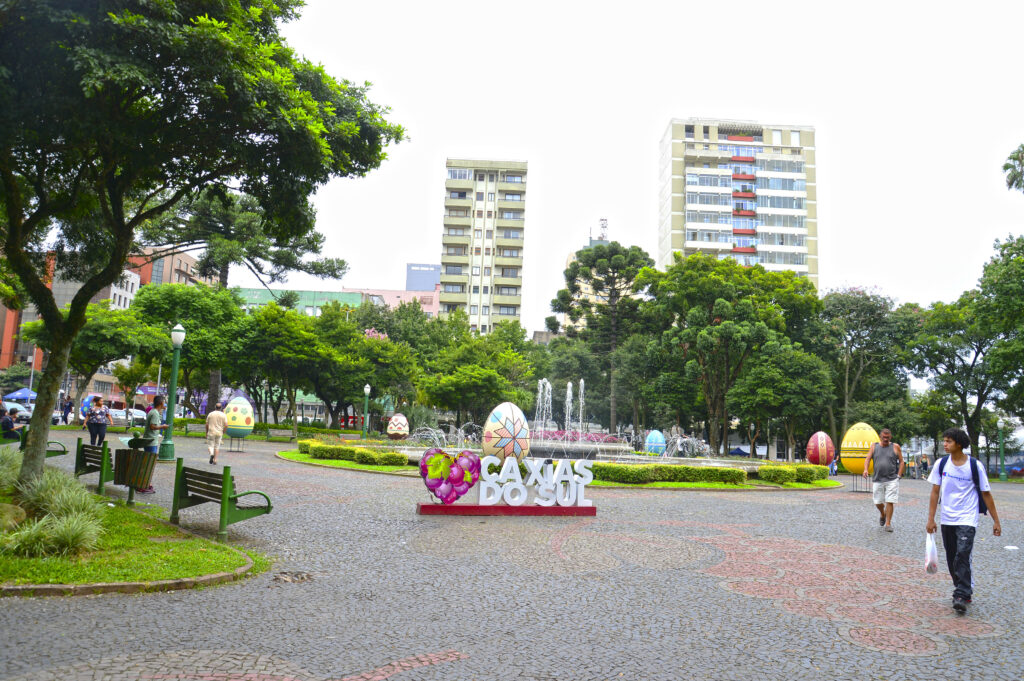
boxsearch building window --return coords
[476,210,483,218]
[501,267,519,278]
[505,175,523,183]
[504,193,522,201]
[477,174,484,181]
[445,266,462,275]
[470,305,478,314]
[472,285,479,294]
[501,211,524,220]
[476,192,484,201]
[443,284,464,293]
[790,130,801,146]
[474,247,481,255]
[472,266,480,275]
[684,124,694,139]
[498,305,517,315]
[486,210,493,218]
[448,168,472,180]
[447,227,466,236]
[486,230,493,239]
[488,174,495,181]
[703,125,709,137]
[446,246,467,255]
[502,229,521,239]
[772,130,782,145]
[448,208,469,217]
[443,303,462,313]
[305,306,314,315]
[485,247,491,255]
[497,286,518,296]
[488,192,494,201]
[449,191,467,199]
[482,305,489,315]
[480,324,487,332]
[500,248,519,257]
[483,286,489,294]
[484,267,491,276]
[474,229,482,238]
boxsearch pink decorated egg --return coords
[805,431,835,466]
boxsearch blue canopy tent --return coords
[3,387,36,400]
[730,447,752,457]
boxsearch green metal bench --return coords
[266,427,295,442]
[169,458,272,541]
[17,425,68,458]
[74,438,114,494]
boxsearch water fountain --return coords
[529,378,632,459]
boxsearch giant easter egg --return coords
[224,396,255,438]
[805,431,835,466]
[482,402,531,462]
[387,413,409,440]
[840,422,880,475]
[645,430,667,454]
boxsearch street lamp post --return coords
[157,324,186,461]
[361,384,371,440]
[998,416,1008,483]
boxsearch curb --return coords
[0,510,256,599]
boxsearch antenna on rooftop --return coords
[599,218,608,241]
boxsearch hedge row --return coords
[484,460,746,485]
[307,443,408,466]
[757,464,828,484]
[172,417,360,436]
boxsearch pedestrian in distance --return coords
[61,397,73,424]
[926,428,1002,613]
[137,395,170,494]
[83,396,113,446]
[205,401,227,465]
[0,406,21,441]
[862,427,904,532]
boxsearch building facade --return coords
[234,287,441,319]
[129,248,218,287]
[406,263,441,291]
[658,118,817,286]
[440,159,527,333]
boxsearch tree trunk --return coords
[18,339,72,486]
[72,375,91,428]
[288,386,298,440]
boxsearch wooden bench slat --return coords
[183,479,235,498]
[181,469,226,483]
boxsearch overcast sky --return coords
[232,0,1024,332]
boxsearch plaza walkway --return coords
[2,431,1022,680]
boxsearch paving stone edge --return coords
[0,510,255,599]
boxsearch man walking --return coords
[205,401,227,465]
[862,427,904,531]
[926,428,1001,612]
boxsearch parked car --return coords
[11,403,32,424]
[128,409,147,427]
[108,409,129,427]
[51,409,62,425]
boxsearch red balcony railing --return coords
[731,155,755,163]
[733,209,756,217]
[727,135,754,142]
[732,246,757,254]
[732,173,756,180]
[733,228,757,236]
[732,191,755,198]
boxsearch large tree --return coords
[21,303,170,423]
[551,242,653,432]
[1,0,402,484]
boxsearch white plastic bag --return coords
[925,532,939,574]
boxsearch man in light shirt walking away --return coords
[862,427,904,532]
[206,402,228,465]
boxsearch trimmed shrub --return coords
[378,452,409,466]
[308,444,358,461]
[16,467,83,516]
[354,449,381,465]
[758,465,797,484]
[297,439,316,454]
[794,464,828,482]
[590,462,746,485]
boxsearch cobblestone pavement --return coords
[2,433,1023,680]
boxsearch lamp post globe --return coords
[998,417,1008,482]
[361,384,371,440]
[158,324,186,461]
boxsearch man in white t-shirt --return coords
[926,428,1002,613]
[205,402,228,465]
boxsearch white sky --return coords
[232,0,1024,332]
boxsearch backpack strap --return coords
[937,455,948,478]
[969,457,989,515]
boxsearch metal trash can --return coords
[114,448,158,489]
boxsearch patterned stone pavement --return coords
[2,432,1022,680]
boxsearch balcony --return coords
[440,272,468,284]
[733,228,757,236]
[493,276,523,286]
[726,135,755,142]
[495,236,525,248]
[732,173,756,180]
[492,294,521,306]
[442,234,470,246]
[495,217,525,228]
[732,246,757,254]
[445,197,472,209]
[439,291,466,305]
[497,200,526,212]
[733,209,756,217]
[494,255,523,267]
[441,254,469,266]
[443,214,472,227]
[445,178,474,191]
[731,155,755,163]
[497,181,527,192]
[732,191,755,198]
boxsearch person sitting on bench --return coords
[1,407,23,441]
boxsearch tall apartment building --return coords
[440,159,527,333]
[658,118,817,286]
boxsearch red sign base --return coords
[416,503,597,516]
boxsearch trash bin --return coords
[114,448,158,489]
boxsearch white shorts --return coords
[872,479,899,504]
[207,433,224,453]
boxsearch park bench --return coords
[169,458,272,541]
[265,427,295,442]
[16,425,69,458]
[74,439,114,494]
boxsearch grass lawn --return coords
[277,450,418,473]
[0,495,268,586]
[748,478,843,489]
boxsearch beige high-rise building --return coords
[658,118,817,287]
[440,159,526,333]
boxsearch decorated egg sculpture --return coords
[482,401,531,462]
[645,429,667,454]
[805,431,835,466]
[224,396,255,438]
[387,413,410,440]
[840,422,880,475]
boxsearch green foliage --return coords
[0,363,33,394]
[354,449,380,465]
[15,467,86,517]
[757,465,797,484]
[589,462,746,484]
[308,444,358,461]
[378,452,409,466]
[297,439,315,454]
